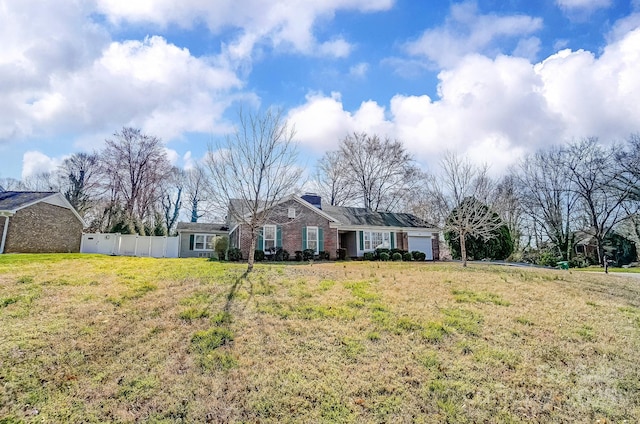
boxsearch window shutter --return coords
[390,232,395,249]
[359,231,364,251]
[189,234,194,250]
[258,228,264,250]
[302,227,307,250]
[276,226,282,248]
[318,228,324,252]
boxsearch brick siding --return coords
[236,199,337,259]
[3,202,82,253]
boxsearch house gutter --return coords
[0,213,12,254]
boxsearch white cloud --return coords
[349,62,369,78]
[21,151,63,179]
[289,26,640,175]
[404,1,542,68]
[556,0,612,12]
[0,7,243,147]
[288,92,393,152]
[95,0,393,60]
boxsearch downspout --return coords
[1,215,11,254]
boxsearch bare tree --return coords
[492,174,525,252]
[160,167,184,235]
[184,166,208,222]
[564,138,637,265]
[515,147,578,260]
[99,127,172,233]
[0,177,26,191]
[314,151,354,206]
[58,152,100,217]
[21,172,59,192]
[433,152,500,267]
[204,108,301,272]
[339,133,420,211]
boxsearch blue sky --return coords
[1,0,640,182]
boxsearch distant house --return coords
[228,194,439,260]
[176,222,228,258]
[0,191,84,254]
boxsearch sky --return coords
[1,0,640,181]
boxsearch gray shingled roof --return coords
[176,222,228,233]
[322,204,433,228]
[0,191,56,212]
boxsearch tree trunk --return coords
[247,233,256,273]
[460,232,468,267]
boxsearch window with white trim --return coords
[363,231,390,250]
[306,226,318,252]
[194,234,215,250]
[263,225,276,250]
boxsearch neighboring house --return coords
[0,191,84,254]
[228,194,439,260]
[176,222,228,258]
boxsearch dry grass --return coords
[1,255,639,423]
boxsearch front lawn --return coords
[1,255,639,422]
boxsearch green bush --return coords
[274,248,289,261]
[392,252,403,261]
[227,248,242,262]
[254,250,265,261]
[538,251,562,267]
[412,251,426,261]
[375,248,390,260]
[318,251,330,260]
[363,252,376,261]
[303,249,315,261]
[294,251,303,261]
[403,252,413,261]
[215,236,229,260]
[379,252,390,261]
[336,248,347,260]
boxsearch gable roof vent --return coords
[301,193,322,209]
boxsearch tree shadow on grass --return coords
[224,270,251,315]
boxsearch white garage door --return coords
[408,236,433,260]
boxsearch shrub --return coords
[363,252,376,261]
[538,251,562,267]
[379,252,390,261]
[274,247,289,261]
[294,251,303,261]
[390,248,405,256]
[254,250,265,261]
[375,248,390,260]
[318,251,330,260]
[227,248,242,262]
[336,248,347,260]
[392,252,403,261]
[412,251,426,261]
[303,249,315,261]
[403,252,413,261]
[215,236,229,260]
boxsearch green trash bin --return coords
[557,261,569,270]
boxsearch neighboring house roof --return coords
[0,191,84,225]
[0,191,58,212]
[323,204,435,229]
[176,222,228,233]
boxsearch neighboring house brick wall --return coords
[4,202,82,253]
[236,199,337,259]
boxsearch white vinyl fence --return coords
[81,233,179,258]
